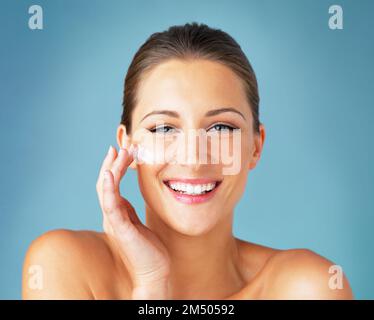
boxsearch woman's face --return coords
[118,59,265,236]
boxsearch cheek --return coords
[136,164,164,199]
[239,132,253,166]
[224,168,248,203]
[220,136,251,204]
[217,131,251,176]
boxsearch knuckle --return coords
[102,201,117,214]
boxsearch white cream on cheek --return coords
[132,144,157,164]
[127,132,243,170]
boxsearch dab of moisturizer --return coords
[129,144,158,164]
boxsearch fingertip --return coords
[128,144,135,154]
[106,146,117,162]
[119,147,128,156]
[120,146,134,161]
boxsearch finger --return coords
[99,145,117,177]
[111,147,134,185]
[96,145,118,207]
[102,169,120,212]
[122,138,132,150]
[122,197,142,225]
[102,169,139,240]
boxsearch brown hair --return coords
[121,22,260,134]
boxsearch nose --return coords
[174,129,219,167]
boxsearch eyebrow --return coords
[205,107,246,120]
[140,107,246,122]
[141,110,179,122]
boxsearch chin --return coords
[166,213,221,237]
[167,208,223,236]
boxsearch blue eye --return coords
[150,125,176,134]
[208,124,237,132]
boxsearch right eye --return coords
[149,125,177,134]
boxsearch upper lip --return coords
[163,178,222,185]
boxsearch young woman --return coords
[22,22,353,300]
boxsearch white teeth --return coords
[186,185,194,194]
[194,185,202,194]
[168,182,217,195]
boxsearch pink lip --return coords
[166,178,219,185]
[163,179,222,205]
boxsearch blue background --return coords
[0,0,373,299]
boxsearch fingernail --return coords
[107,145,113,155]
[128,144,137,157]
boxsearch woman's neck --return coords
[145,207,246,299]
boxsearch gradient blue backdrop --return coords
[0,0,373,299]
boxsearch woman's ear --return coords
[116,124,137,170]
[248,123,265,170]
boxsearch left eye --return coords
[208,124,237,132]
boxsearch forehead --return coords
[134,59,251,120]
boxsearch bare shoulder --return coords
[232,241,353,300]
[260,248,354,299]
[236,238,281,275]
[22,229,125,299]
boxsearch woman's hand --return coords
[96,145,171,299]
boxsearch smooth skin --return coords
[22,59,353,299]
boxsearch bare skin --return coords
[22,59,353,299]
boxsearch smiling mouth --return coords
[163,179,222,195]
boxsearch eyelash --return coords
[209,123,238,132]
[149,125,176,134]
[149,123,238,134]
